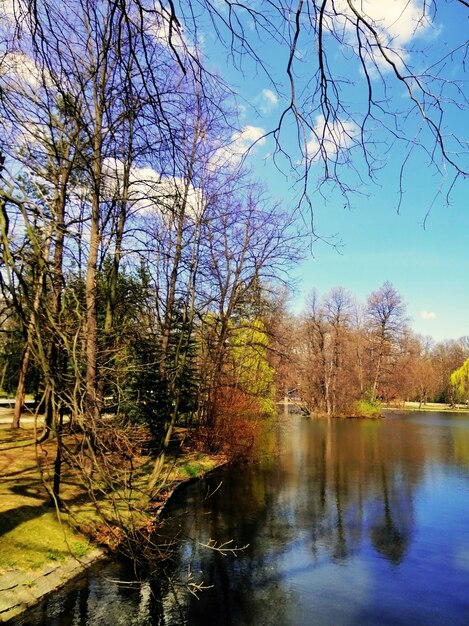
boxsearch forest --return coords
[286,282,469,416]
[1,0,468,574]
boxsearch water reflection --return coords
[22,412,469,625]
[16,561,166,625]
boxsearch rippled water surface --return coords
[22,412,469,625]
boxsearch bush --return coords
[353,397,382,418]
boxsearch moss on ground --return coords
[170,454,219,480]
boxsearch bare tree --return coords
[6,0,466,221]
[197,182,300,435]
[365,281,408,400]
[322,287,355,414]
[156,0,468,218]
[299,287,356,415]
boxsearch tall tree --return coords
[450,358,469,405]
[300,287,356,415]
[365,281,407,400]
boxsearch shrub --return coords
[353,397,382,418]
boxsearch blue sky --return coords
[198,0,468,343]
[1,2,466,343]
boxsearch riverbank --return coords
[383,401,469,412]
[0,549,104,623]
[0,418,227,623]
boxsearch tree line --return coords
[286,282,469,416]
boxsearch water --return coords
[19,412,469,625]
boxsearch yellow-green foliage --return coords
[450,358,469,403]
[230,319,275,415]
[452,426,469,470]
[353,398,382,418]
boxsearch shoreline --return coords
[0,456,228,624]
[382,401,469,413]
[0,549,104,623]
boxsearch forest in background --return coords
[282,282,469,417]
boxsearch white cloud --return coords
[326,0,431,45]
[255,88,279,115]
[360,0,430,46]
[103,128,267,212]
[145,11,200,59]
[0,51,43,92]
[232,125,266,148]
[262,88,278,106]
[209,125,266,170]
[420,311,437,320]
[306,114,357,161]
[0,0,16,23]
[101,159,204,219]
[324,0,432,73]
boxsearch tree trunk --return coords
[12,345,30,429]
[159,117,200,376]
[13,250,49,428]
[85,58,105,424]
[85,183,100,423]
[51,408,64,506]
[97,112,134,405]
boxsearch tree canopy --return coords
[1,0,467,219]
[451,357,469,403]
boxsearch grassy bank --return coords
[383,401,469,413]
[0,416,225,621]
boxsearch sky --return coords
[1,0,466,343]
[196,0,469,343]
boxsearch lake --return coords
[19,411,469,625]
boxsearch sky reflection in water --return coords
[23,411,469,625]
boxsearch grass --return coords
[0,510,89,570]
[0,419,225,577]
[172,455,219,480]
[0,422,95,573]
[384,401,469,413]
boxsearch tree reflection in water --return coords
[22,412,469,626]
[155,414,428,623]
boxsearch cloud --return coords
[145,10,200,59]
[361,0,431,46]
[0,51,43,92]
[326,0,431,45]
[262,88,278,106]
[255,88,279,115]
[0,0,16,23]
[262,89,278,106]
[420,311,437,320]
[306,114,357,161]
[324,0,432,73]
[232,125,266,148]
[209,125,266,170]
[101,159,204,219]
